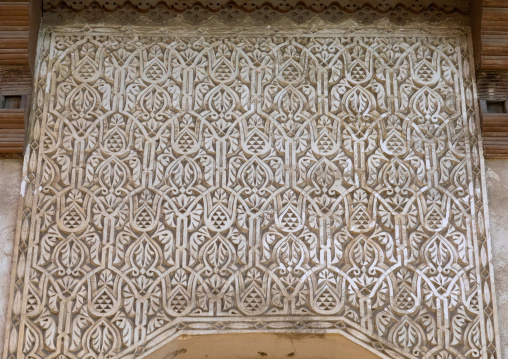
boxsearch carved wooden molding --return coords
[42,0,470,25]
[43,0,471,13]
[2,24,501,359]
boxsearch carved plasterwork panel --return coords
[2,25,500,359]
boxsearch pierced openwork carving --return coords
[3,26,500,359]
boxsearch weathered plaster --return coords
[486,159,508,359]
[0,159,23,357]
[145,332,384,359]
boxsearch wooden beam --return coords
[0,1,32,156]
[471,0,483,69]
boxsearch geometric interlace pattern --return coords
[2,26,500,359]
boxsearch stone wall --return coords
[0,22,502,359]
[0,159,23,357]
[486,160,508,359]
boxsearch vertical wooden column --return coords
[472,0,508,157]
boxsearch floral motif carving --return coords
[2,26,500,359]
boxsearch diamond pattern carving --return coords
[2,25,500,359]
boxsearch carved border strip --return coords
[43,0,470,13]
[43,2,469,25]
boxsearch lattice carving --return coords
[2,25,500,359]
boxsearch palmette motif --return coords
[2,27,500,359]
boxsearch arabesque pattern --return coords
[2,27,500,359]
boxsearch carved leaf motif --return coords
[451,307,469,346]
[36,312,57,351]
[39,227,60,266]
[230,228,247,264]
[23,325,37,354]
[155,225,175,265]
[376,312,393,336]
[60,240,81,268]
[90,322,114,354]
[262,228,278,262]
[114,312,133,347]
[70,314,89,351]
[188,203,203,231]
[189,227,209,266]
[394,320,420,349]
[55,149,71,185]
[446,227,467,263]
[301,228,318,264]
[419,313,437,345]
[47,284,60,313]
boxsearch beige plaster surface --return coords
[146,332,382,359]
[0,159,23,357]
[486,159,508,359]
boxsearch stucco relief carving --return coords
[2,26,500,359]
